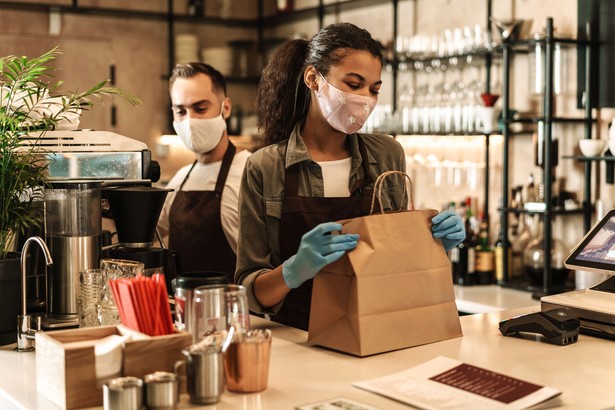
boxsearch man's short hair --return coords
[169,62,227,96]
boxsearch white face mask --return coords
[315,72,377,134]
[173,106,227,154]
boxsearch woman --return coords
[236,23,464,330]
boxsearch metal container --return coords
[144,372,178,410]
[45,180,102,319]
[179,346,225,404]
[103,377,143,410]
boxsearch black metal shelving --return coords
[499,18,595,298]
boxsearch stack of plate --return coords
[200,47,233,76]
[175,34,199,64]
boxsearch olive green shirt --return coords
[235,126,407,314]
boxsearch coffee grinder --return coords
[104,186,181,292]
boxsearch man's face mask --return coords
[315,72,377,134]
[173,104,227,153]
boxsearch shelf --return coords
[173,14,257,27]
[226,76,261,84]
[393,49,494,68]
[261,0,395,26]
[563,155,615,162]
[498,207,590,215]
[0,1,256,27]
[498,37,590,54]
[505,117,595,124]
[394,131,498,137]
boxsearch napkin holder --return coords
[35,325,191,409]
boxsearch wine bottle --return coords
[458,201,477,286]
[494,224,512,285]
[475,216,495,285]
[526,173,537,203]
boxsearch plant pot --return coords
[0,252,21,346]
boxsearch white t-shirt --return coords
[157,149,251,253]
[317,157,352,197]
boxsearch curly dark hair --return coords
[169,62,227,96]
[256,22,383,147]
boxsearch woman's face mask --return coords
[315,72,377,134]
[173,105,227,153]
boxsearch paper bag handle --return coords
[370,171,414,215]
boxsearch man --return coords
[158,63,250,282]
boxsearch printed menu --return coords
[353,356,561,410]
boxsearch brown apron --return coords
[275,137,374,330]
[169,142,237,283]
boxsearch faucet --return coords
[16,236,53,352]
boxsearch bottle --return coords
[510,213,532,280]
[494,222,512,285]
[509,186,523,232]
[474,214,495,285]
[188,0,204,16]
[448,202,460,283]
[526,173,537,203]
[458,201,477,286]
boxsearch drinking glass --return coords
[99,258,144,325]
[191,284,251,343]
[191,285,227,342]
[78,268,104,327]
[225,284,250,337]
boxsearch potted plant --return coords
[0,47,141,344]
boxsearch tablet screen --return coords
[565,209,615,275]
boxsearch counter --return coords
[454,284,539,314]
[2,304,614,409]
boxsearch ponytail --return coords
[256,39,310,147]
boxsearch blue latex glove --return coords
[431,210,465,251]
[282,222,359,289]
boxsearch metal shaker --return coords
[103,377,143,410]
[143,372,178,410]
[176,345,225,404]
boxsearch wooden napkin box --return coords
[35,325,191,409]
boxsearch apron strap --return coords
[178,161,198,191]
[214,141,236,194]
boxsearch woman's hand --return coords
[282,222,359,289]
[431,210,465,251]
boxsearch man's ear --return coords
[304,66,319,92]
[222,97,232,119]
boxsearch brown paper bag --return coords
[308,171,462,356]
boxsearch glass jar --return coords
[522,217,569,286]
[511,214,533,279]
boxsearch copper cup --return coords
[223,330,272,393]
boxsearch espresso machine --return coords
[22,130,162,329]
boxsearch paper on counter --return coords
[353,356,561,410]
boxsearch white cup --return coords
[478,106,500,133]
[579,139,606,157]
